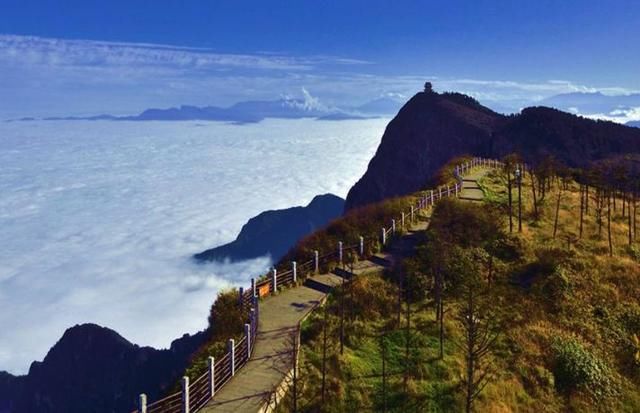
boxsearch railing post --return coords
[272,269,277,293]
[139,394,147,413]
[438,186,442,199]
[314,250,319,273]
[446,185,450,196]
[392,219,396,234]
[238,287,244,308]
[338,241,343,264]
[410,205,414,222]
[430,190,434,205]
[455,182,459,196]
[292,261,297,283]
[251,278,256,298]
[208,356,215,398]
[244,323,251,359]
[181,376,190,413]
[401,212,405,228]
[228,339,235,376]
[381,227,386,245]
[359,236,364,256]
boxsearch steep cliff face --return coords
[345,91,502,210]
[195,194,344,263]
[345,91,640,210]
[0,324,205,413]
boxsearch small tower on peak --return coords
[424,82,434,93]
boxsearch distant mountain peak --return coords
[195,193,344,263]
[1,323,205,413]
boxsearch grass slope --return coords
[276,169,640,413]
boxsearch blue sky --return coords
[1,0,639,117]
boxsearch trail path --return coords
[201,167,490,412]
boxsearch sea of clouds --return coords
[0,118,388,374]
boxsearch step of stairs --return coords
[303,273,344,293]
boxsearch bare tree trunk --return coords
[381,335,387,413]
[321,306,328,404]
[293,331,298,413]
[553,186,562,239]
[518,176,523,232]
[626,194,633,245]
[397,270,403,327]
[404,297,410,393]
[465,289,475,413]
[597,189,603,239]
[508,173,513,233]
[530,172,539,219]
[633,192,638,241]
[585,185,589,214]
[579,185,585,238]
[434,268,441,322]
[349,262,354,322]
[435,267,444,359]
[439,300,444,360]
[340,272,345,355]
[608,192,613,257]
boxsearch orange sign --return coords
[258,284,270,297]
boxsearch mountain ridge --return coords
[0,324,205,413]
[345,90,640,210]
[6,97,396,123]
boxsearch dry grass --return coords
[283,168,640,412]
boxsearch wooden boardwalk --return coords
[200,167,490,412]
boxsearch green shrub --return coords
[492,235,527,262]
[207,288,247,339]
[534,365,555,389]
[619,304,640,334]
[541,265,571,303]
[627,244,640,262]
[551,336,617,400]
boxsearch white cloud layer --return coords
[581,106,640,123]
[0,118,388,374]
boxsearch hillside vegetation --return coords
[174,157,476,390]
[275,160,640,412]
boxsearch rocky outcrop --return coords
[195,194,344,263]
[345,90,640,211]
[344,91,502,210]
[0,324,205,413]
